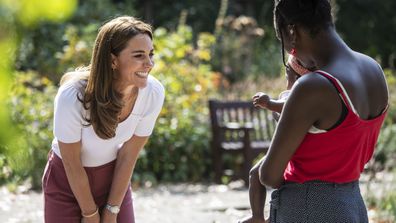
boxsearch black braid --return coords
[274,0,289,68]
[274,1,289,68]
[280,29,289,68]
[274,0,333,38]
[274,0,333,67]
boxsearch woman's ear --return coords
[287,24,297,45]
[111,53,118,70]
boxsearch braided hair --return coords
[274,0,334,66]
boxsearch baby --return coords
[253,55,310,116]
[253,55,325,133]
[239,55,314,223]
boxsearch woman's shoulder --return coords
[60,71,87,89]
[144,75,165,98]
[353,51,383,74]
[56,73,87,106]
[147,75,164,91]
[135,75,165,114]
[60,71,89,87]
[292,72,334,97]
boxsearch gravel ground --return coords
[0,180,271,223]
[0,174,395,223]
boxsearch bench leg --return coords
[243,149,253,186]
[213,147,223,184]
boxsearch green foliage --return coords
[383,68,396,120]
[7,71,57,189]
[211,15,282,84]
[0,0,76,188]
[56,23,98,72]
[0,154,11,184]
[132,0,221,33]
[3,0,77,26]
[375,123,396,169]
[364,171,396,222]
[381,192,396,221]
[0,2,18,156]
[15,0,136,82]
[133,26,218,184]
[336,0,396,68]
[373,69,396,170]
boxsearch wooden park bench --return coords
[208,99,276,185]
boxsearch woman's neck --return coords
[310,28,350,69]
[114,81,136,99]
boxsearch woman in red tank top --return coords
[239,0,389,223]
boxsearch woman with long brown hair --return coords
[42,16,164,223]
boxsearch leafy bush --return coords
[15,0,136,82]
[381,192,396,222]
[372,69,396,170]
[211,15,282,85]
[6,71,56,189]
[364,171,396,223]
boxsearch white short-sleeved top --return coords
[51,75,165,167]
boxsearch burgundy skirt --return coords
[42,151,134,223]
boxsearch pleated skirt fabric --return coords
[42,151,134,223]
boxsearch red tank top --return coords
[283,70,388,183]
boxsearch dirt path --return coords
[0,181,266,223]
[0,174,394,223]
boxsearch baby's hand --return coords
[252,92,270,109]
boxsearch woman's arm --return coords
[59,141,100,222]
[101,135,149,222]
[258,74,342,188]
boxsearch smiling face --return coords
[112,33,154,90]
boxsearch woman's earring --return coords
[290,48,297,56]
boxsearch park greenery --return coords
[0,0,395,221]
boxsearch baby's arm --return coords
[252,92,284,113]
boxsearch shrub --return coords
[7,71,56,189]
[211,15,282,85]
[371,69,396,171]
[15,0,136,82]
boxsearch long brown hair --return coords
[80,16,152,139]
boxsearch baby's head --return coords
[285,55,311,90]
[287,55,310,76]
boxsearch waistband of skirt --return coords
[283,180,359,188]
[49,150,117,171]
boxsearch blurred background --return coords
[0,0,395,222]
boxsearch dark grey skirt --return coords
[269,181,368,223]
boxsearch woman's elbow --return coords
[259,167,281,188]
